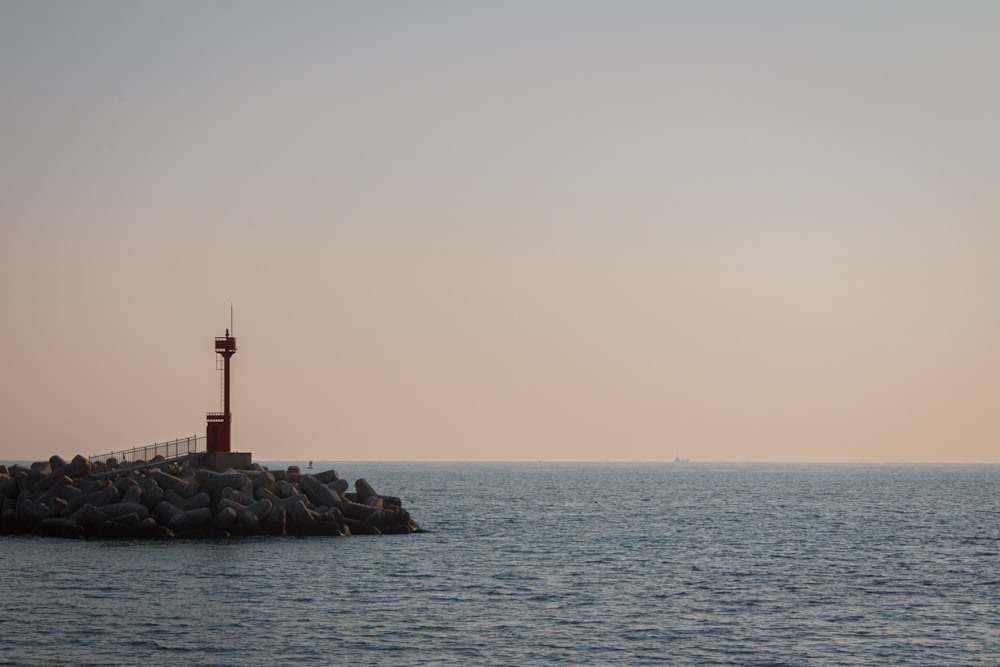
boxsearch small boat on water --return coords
[308,460,313,469]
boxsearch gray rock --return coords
[148,471,199,498]
[313,469,340,484]
[354,478,379,503]
[62,485,119,517]
[207,506,238,531]
[164,489,211,511]
[194,469,250,494]
[300,475,343,509]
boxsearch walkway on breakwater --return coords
[88,436,207,479]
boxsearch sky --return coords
[2,1,999,463]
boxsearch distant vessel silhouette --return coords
[674,456,689,463]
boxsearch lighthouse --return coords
[206,329,236,453]
[204,327,251,471]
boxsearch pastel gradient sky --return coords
[2,2,999,462]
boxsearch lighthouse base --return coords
[201,451,253,473]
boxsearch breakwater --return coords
[0,454,421,538]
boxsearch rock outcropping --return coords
[0,455,421,539]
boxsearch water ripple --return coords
[1,463,998,666]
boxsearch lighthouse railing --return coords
[89,435,205,467]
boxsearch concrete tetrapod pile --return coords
[0,454,422,539]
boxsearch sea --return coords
[1,462,998,666]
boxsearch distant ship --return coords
[674,456,689,463]
[308,460,313,469]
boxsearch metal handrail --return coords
[89,435,205,466]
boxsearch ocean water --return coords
[1,462,998,666]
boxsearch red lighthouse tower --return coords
[206,329,237,453]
